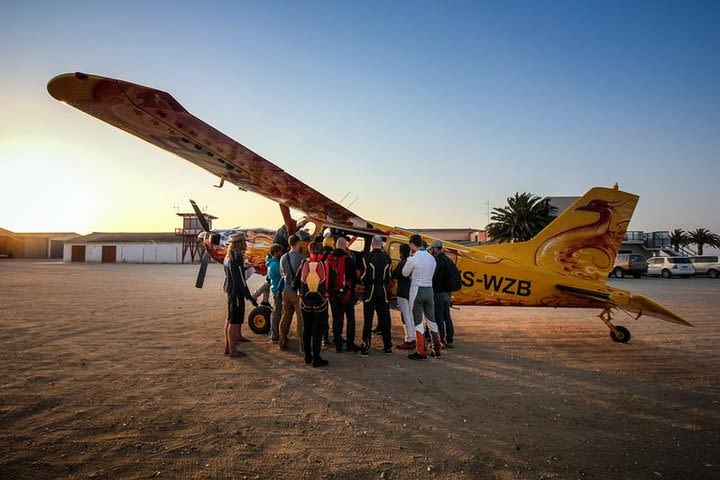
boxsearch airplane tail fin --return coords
[524,186,639,282]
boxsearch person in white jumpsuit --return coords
[401,234,440,360]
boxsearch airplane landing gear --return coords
[598,308,631,343]
[247,304,272,334]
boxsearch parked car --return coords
[610,254,648,278]
[690,255,720,278]
[646,256,695,278]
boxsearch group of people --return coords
[222,225,457,368]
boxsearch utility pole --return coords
[484,195,490,226]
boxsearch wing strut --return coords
[279,204,296,238]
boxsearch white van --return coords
[690,255,720,278]
[646,257,695,278]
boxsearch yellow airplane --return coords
[47,72,693,343]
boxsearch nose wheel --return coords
[598,308,631,343]
[247,304,272,334]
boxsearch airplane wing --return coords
[47,72,382,235]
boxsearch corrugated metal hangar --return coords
[63,232,185,263]
[0,228,78,259]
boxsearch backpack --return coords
[444,255,462,292]
[326,253,352,303]
[299,260,329,312]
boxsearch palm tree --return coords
[485,192,557,243]
[687,228,720,255]
[669,229,689,253]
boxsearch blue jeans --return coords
[269,291,282,341]
[433,291,453,343]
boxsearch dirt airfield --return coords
[0,260,718,480]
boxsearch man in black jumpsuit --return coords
[359,235,392,356]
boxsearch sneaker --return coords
[383,347,392,355]
[357,346,369,357]
[408,352,428,361]
[312,358,329,368]
[335,343,343,353]
[444,342,455,349]
[431,350,441,359]
[396,341,415,350]
[346,344,357,353]
[304,356,312,365]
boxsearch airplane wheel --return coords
[247,305,271,334]
[661,269,672,279]
[610,325,631,343]
[612,267,624,278]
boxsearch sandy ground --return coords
[0,260,718,480]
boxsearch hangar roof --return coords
[17,232,80,240]
[0,228,79,240]
[67,232,182,244]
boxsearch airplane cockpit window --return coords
[349,236,365,253]
[303,220,320,240]
[388,241,403,262]
[444,251,458,264]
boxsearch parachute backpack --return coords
[326,254,353,303]
[446,256,462,292]
[299,259,329,312]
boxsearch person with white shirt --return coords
[401,234,440,360]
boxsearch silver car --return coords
[646,256,695,278]
[690,255,720,278]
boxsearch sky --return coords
[1,0,718,235]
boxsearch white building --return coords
[63,232,188,263]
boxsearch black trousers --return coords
[362,290,391,349]
[302,309,328,361]
[330,295,356,347]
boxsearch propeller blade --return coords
[189,199,210,232]
[195,252,209,288]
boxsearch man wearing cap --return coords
[429,240,455,349]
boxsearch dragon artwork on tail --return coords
[533,197,634,281]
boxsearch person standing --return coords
[392,243,415,350]
[273,217,309,254]
[292,241,330,367]
[326,236,358,353]
[359,235,392,356]
[223,233,258,358]
[266,243,284,343]
[279,235,305,351]
[428,240,455,349]
[402,234,439,360]
[322,235,335,258]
